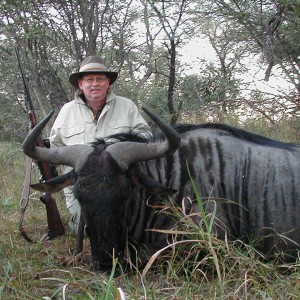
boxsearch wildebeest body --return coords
[123,125,300,258]
[23,110,300,270]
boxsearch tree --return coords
[0,0,299,141]
[189,0,300,122]
[145,0,196,124]
[202,0,300,99]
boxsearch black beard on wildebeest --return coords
[73,148,134,270]
[23,108,300,271]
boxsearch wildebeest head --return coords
[23,108,180,269]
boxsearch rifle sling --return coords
[19,156,34,243]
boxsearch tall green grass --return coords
[0,141,299,299]
[140,163,300,298]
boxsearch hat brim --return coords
[69,71,118,88]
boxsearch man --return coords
[49,55,152,234]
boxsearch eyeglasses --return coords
[82,77,108,84]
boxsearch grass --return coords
[0,141,300,299]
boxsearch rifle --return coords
[16,47,65,242]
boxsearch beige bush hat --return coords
[69,56,118,88]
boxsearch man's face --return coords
[78,74,110,105]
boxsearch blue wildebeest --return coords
[23,108,300,270]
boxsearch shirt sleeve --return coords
[48,108,66,149]
[129,104,153,140]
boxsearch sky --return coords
[178,37,293,96]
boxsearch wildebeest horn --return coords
[106,107,181,170]
[22,110,93,171]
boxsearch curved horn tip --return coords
[22,110,56,156]
[47,110,55,119]
[142,107,156,122]
[143,106,181,150]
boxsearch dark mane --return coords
[90,132,149,147]
[90,138,106,146]
[90,123,298,151]
[174,123,299,150]
[106,132,149,143]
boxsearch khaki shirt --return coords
[49,88,152,148]
[49,88,152,209]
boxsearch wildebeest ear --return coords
[132,171,176,196]
[30,170,75,193]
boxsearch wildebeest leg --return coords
[76,213,85,254]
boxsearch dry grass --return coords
[0,142,299,299]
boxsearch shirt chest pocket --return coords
[107,117,132,133]
[60,125,85,145]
